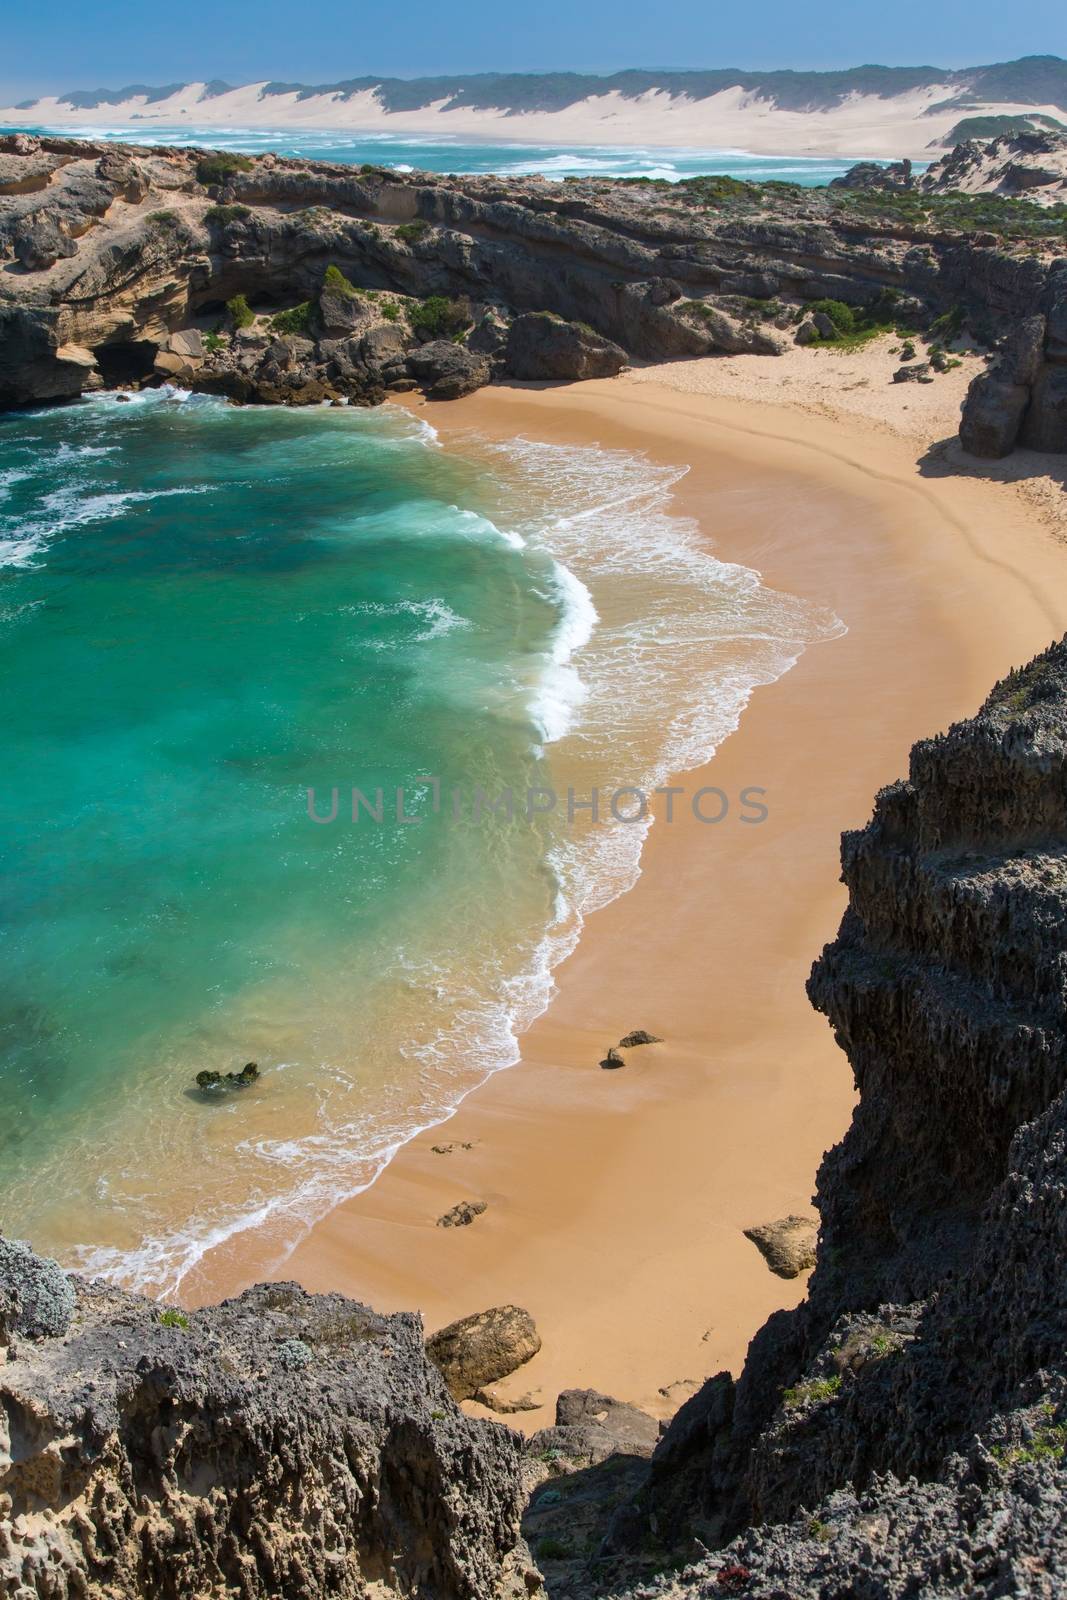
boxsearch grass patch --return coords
[992,1414,1067,1467]
[205,203,251,225]
[323,263,360,298]
[196,152,253,187]
[395,219,431,243]
[147,210,178,227]
[159,1308,189,1330]
[535,1537,571,1561]
[783,1374,842,1409]
[270,302,313,336]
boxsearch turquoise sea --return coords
[0,389,841,1296]
[14,122,884,183]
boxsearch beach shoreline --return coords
[181,366,1067,1434]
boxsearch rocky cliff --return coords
[5,643,1067,1599]
[619,635,1067,1596]
[0,1246,527,1598]
[1,132,1065,455]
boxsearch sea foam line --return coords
[64,414,844,1300]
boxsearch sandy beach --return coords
[182,354,1067,1433]
[175,347,1067,1427]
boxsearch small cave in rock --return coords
[93,340,159,384]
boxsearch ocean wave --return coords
[36,409,843,1299]
[344,596,472,645]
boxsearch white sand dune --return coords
[4,78,1066,159]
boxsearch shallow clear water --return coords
[0,390,841,1295]
[14,122,889,183]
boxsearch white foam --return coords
[43,412,844,1300]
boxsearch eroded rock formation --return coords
[1,131,1065,453]
[0,1271,526,1598]
[620,636,1067,1595]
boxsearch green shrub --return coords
[409,296,472,340]
[930,304,966,340]
[808,298,857,335]
[159,1308,189,1330]
[196,152,253,187]
[535,1537,570,1561]
[395,220,431,243]
[147,209,178,227]
[380,301,400,322]
[205,203,251,225]
[227,294,254,330]
[323,264,359,298]
[270,302,313,336]
[203,331,225,353]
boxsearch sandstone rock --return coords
[794,318,818,345]
[504,313,627,381]
[406,340,491,399]
[959,374,1031,456]
[473,1384,543,1413]
[893,361,932,383]
[96,151,148,203]
[55,343,98,371]
[812,311,837,339]
[999,313,1047,385]
[14,217,76,271]
[426,1305,541,1401]
[743,1215,818,1278]
[317,286,369,338]
[168,328,205,361]
[437,1199,488,1228]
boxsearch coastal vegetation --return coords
[226,293,254,329]
[195,151,252,186]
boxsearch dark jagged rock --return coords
[618,1030,663,1048]
[504,313,627,381]
[618,636,1067,1595]
[0,1265,524,1598]
[829,158,914,192]
[0,1236,75,1342]
[406,338,491,399]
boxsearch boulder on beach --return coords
[744,1214,818,1278]
[426,1304,541,1400]
[618,1030,662,1048]
[436,1199,487,1228]
[600,1047,624,1069]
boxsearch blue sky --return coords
[3,0,1064,101]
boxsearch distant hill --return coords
[20,55,1067,118]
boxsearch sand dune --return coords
[5,78,1067,159]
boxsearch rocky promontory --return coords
[1,132,1066,455]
